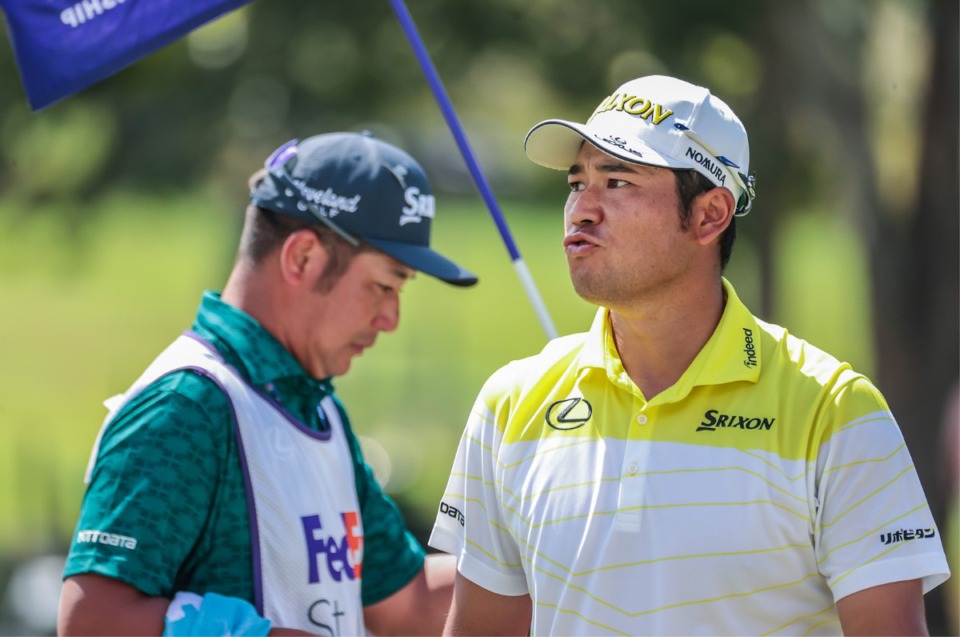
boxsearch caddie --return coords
[59,131,475,636]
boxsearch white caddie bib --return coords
[86,332,365,635]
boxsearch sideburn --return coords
[311,231,377,294]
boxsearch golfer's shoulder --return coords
[756,318,873,398]
[483,332,588,388]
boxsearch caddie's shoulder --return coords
[105,368,234,449]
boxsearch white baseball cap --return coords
[524,75,756,215]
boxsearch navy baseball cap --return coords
[251,131,478,287]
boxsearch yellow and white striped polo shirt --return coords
[430,279,949,636]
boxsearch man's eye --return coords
[609,179,628,188]
[568,181,584,192]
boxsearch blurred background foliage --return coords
[0,0,956,633]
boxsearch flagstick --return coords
[387,0,559,341]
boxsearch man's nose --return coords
[374,296,400,333]
[566,186,603,226]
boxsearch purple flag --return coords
[1,0,253,111]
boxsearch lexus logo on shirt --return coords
[546,397,593,430]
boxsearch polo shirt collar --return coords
[680,278,761,393]
[580,278,761,402]
[192,291,333,394]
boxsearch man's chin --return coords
[313,358,352,380]
[570,278,607,305]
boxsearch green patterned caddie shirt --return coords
[64,291,424,607]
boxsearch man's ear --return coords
[278,229,328,287]
[692,187,735,247]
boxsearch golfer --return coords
[59,132,475,636]
[429,75,950,636]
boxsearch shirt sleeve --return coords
[429,371,528,596]
[813,376,951,600]
[63,370,233,597]
[334,396,425,606]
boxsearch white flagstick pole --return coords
[388,0,559,341]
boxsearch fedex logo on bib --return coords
[302,512,364,584]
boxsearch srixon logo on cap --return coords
[588,92,674,125]
[400,187,435,226]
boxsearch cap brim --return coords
[365,238,478,287]
[524,119,682,171]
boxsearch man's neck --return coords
[221,263,289,351]
[608,278,726,400]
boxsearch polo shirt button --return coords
[636,414,648,425]
[627,462,638,474]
